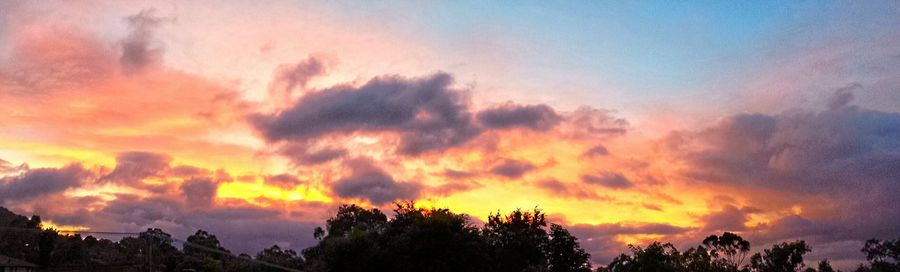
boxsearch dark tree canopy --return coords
[748,241,811,272]
[1,205,897,272]
[483,208,552,272]
[855,238,900,272]
[702,232,752,269]
[547,224,592,272]
[601,242,682,272]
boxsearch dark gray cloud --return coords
[568,222,694,263]
[120,9,164,73]
[264,174,304,189]
[441,169,478,179]
[101,151,171,184]
[828,83,860,110]
[0,164,91,203]
[251,73,482,155]
[270,56,326,95]
[582,144,610,157]
[279,144,346,165]
[669,89,900,196]
[666,87,900,268]
[180,177,217,207]
[476,103,562,130]
[581,172,633,189]
[101,194,183,226]
[489,159,536,178]
[699,204,753,232]
[332,160,421,205]
[179,206,320,255]
[92,194,322,255]
[535,178,600,199]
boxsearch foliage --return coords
[1,206,897,272]
[854,238,900,272]
[748,241,811,272]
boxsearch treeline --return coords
[1,204,898,272]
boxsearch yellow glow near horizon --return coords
[217,181,333,203]
[43,221,91,233]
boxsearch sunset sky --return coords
[1,1,899,269]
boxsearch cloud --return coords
[568,222,694,263]
[581,172,633,189]
[264,174,304,189]
[427,180,481,196]
[489,159,536,178]
[828,83,860,110]
[582,144,610,157]
[0,158,27,174]
[441,169,479,179]
[120,9,165,73]
[331,160,421,205]
[168,165,212,178]
[89,194,322,255]
[0,164,92,203]
[699,204,753,232]
[476,103,562,130]
[0,23,114,94]
[664,86,900,266]
[270,56,327,98]
[102,151,171,185]
[180,177,218,207]
[668,87,900,196]
[535,178,601,199]
[0,12,251,171]
[642,203,663,211]
[560,107,629,139]
[279,144,347,165]
[251,72,482,155]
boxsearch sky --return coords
[1,0,899,269]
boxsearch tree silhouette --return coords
[547,224,592,272]
[323,204,388,238]
[816,260,836,272]
[302,204,385,272]
[376,202,491,271]
[3,204,897,272]
[255,245,304,271]
[176,229,233,271]
[119,228,182,271]
[185,229,231,258]
[856,238,900,272]
[702,232,751,270]
[484,208,550,272]
[601,242,682,272]
[681,245,721,272]
[749,241,811,272]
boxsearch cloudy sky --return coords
[1,1,899,269]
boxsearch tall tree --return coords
[601,242,682,272]
[376,202,490,272]
[702,232,751,270]
[546,224,592,272]
[856,238,900,272]
[483,208,550,272]
[184,229,231,259]
[748,241,811,272]
[816,259,835,272]
[256,245,304,271]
